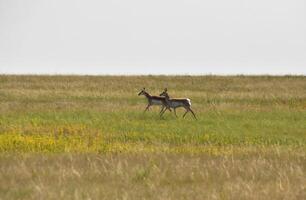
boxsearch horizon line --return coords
[0,73,305,77]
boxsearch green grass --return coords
[0,75,305,199]
[0,110,305,153]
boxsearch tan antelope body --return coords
[160,89,197,119]
[138,88,171,116]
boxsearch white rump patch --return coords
[187,99,191,106]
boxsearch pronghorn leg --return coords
[144,104,151,112]
[182,109,189,118]
[160,106,168,117]
[159,106,165,114]
[174,108,178,117]
[160,107,166,116]
[188,108,197,120]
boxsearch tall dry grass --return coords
[1,152,305,200]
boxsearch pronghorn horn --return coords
[164,88,167,92]
[143,87,145,90]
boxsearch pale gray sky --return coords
[0,0,305,75]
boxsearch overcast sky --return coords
[0,0,305,75]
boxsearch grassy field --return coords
[0,75,305,199]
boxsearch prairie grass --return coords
[0,75,305,199]
[1,153,306,200]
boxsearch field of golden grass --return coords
[0,75,305,199]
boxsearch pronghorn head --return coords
[160,88,169,98]
[138,88,146,96]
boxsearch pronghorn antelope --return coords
[159,88,197,119]
[138,88,171,115]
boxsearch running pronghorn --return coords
[159,88,197,119]
[138,88,171,116]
